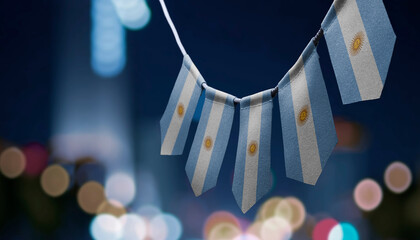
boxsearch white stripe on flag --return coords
[290,56,322,185]
[161,64,199,155]
[335,0,382,100]
[191,94,227,196]
[242,92,262,212]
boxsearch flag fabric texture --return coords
[233,90,273,213]
[321,0,396,104]
[160,55,205,155]
[185,87,236,196]
[278,41,337,185]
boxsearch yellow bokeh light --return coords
[208,222,242,240]
[0,147,26,179]
[41,164,70,197]
[97,199,126,217]
[77,181,106,214]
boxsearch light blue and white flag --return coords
[160,55,205,155]
[278,41,337,185]
[321,0,396,104]
[233,90,273,213]
[185,87,235,196]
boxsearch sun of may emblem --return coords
[298,106,310,126]
[177,103,185,117]
[350,31,365,56]
[248,141,258,156]
[204,136,213,150]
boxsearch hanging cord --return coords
[159,0,323,104]
[159,0,187,56]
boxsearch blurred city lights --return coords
[207,222,242,240]
[111,0,151,30]
[384,161,412,194]
[97,199,127,217]
[0,147,26,178]
[234,234,260,240]
[260,217,292,240]
[328,222,359,240]
[280,197,306,231]
[150,213,183,240]
[40,164,71,197]
[22,143,48,176]
[313,218,339,240]
[354,179,383,211]
[120,213,147,240]
[91,0,126,77]
[273,198,293,223]
[137,205,161,220]
[246,222,263,238]
[256,197,284,221]
[105,172,136,206]
[90,214,122,240]
[204,211,241,239]
[77,181,106,214]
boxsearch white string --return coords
[159,0,187,56]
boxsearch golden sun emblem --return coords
[350,31,365,56]
[248,141,258,156]
[297,106,310,126]
[177,103,185,117]
[204,136,213,150]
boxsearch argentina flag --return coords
[278,41,337,185]
[233,90,273,213]
[185,87,235,196]
[321,0,396,104]
[160,55,205,155]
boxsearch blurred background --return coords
[0,0,419,239]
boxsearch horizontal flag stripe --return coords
[161,55,204,155]
[186,87,235,196]
[355,0,396,83]
[190,91,226,196]
[322,5,362,104]
[233,90,273,213]
[278,74,304,182]
[303,42,337,168]
[256,92,273,200]
[290,55,322,185]
[334,0,383,101]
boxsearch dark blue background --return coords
[0,0,419,239]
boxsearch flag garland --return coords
[159,0,396,213]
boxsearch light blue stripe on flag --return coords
[233,89,273,213]
[160,55,205,155]
[278,41,337,185]
[321,0,396,104]
[185,87,235,196]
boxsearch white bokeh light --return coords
[105,172,136,206]
[90,214,122,240]
[120,213,147,240]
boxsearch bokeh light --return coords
[112,0,151,30]
[234,234,260,240]
[384,161,412,194]
[0,147,26,178]
[273,198,293,223]
[120,213,147,240]
[313,218,339,240]
[354,179,383,211]
[90,214,122,240]
[97,199,126,217]
[22,143,48,176]
[246,222,263,238]
[149,213,183,240]
[137,205,161,220]
[105,172,136,206]
[204,211,240,239]
[260,217,292,240]
[328,222,359,240]
[40,164,71,197]
[256,197,284,221]
[77,181,106,214]
[279,197,306,231]
[91,0,126,77]
[207,222,242,240]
